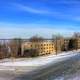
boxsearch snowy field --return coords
[0,50,79,80]
[0,50,79,72]
[0,51,79,66]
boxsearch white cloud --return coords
[0,23,74,39]
[13,3,50,14]
[11,3,80,22]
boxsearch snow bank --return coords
[0,50,79,67]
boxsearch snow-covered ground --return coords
[0,50,79,72]
[54,71,80,80]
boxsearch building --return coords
[74,38,80,49]
[21,40,56,56]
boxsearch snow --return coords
[0,50,79,66]
[0,50,79,71]
[54,71,80,80]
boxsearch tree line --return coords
[0,32,80,59]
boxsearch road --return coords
[0,53,80,80]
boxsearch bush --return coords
[24,49,39,57]
[68,39,76,50]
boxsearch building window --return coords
[31,45,32,47]
[41,44,43,46]
[41,48,42,49]
[49,44,51,46]
[44,44,46,46]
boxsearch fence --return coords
[0,38,79,59]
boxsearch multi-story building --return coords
[21,40,56,56]
[75,38,80,49]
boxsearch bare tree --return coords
[52,34,63,40]
[73,32,80,38]
[9,39,22,58]
[0,42,3,59]
[0,40,8,59]
[29,35,44,42]
[52,34,64,54]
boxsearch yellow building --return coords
[74,38,80,49]
[21,40,56,56]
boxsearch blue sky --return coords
[0,0,80,38]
